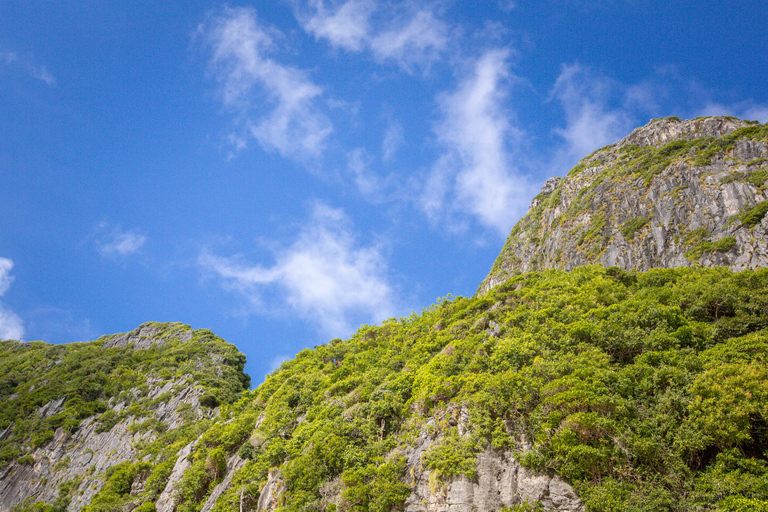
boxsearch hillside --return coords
[0,323,249,512]
[1,118,768,512]
[480,116,768,293]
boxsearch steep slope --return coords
[0,323,249,512]
[163,266,768,512]
[480,116,768,293]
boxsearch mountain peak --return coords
[617,115,758,148]
[480,117,768,293]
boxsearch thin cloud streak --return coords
[550,63,633,161]
[0,257,24,341]
[202,7,332,159]
[94,222,147,257]
[297,1,448,70]
[423,49,534,236]
[199,203,398,338]
[0,48,56,86]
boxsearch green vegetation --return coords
[181,266,768,511]
[685,236,737,261]
[5,266,768,511]
[1,323,249,512]
[742,201,768,228]
[620,217,650,241]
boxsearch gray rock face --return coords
[102,322,193,350]
[401,420,582,512]
[257,469,285,510]
[156,440,197,512]
[617,116,748,147]
[0,416,146,511]
[480,116,768,293]
[0,378,205,512]
[199,453,247,512]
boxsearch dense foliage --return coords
[3,268,768,511]
[181,266,768,512]
[1,323,249,512]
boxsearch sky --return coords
[1,0,767,383]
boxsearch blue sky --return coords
[1,0,767,382]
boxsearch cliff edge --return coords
[480,116,768,293]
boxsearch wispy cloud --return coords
[199,203,399,337]
[268,354,290,372]
[369,8,448,70]
[0,258,24,341]
[0,49,56,86]
[28,65,56,86]
[422,49,534,236]
[93,222,147,257]
[201,7,332,160]
[1,51,17,64]
[382,120,404,161]
[698,101,768,124]
[297,1,448,71]
[550,63,634,161]
[24,307,97,344]
[302,0,375,51]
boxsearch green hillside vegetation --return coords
[182,266,767,512]
[1,323,249,512]
[4,267,768,511]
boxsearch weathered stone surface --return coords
[402,425,583,512]
[0,379,205,512]
[200,453,247,512]
[156,440,197,512]
[102,323,193,350]
[257,469,285,510]
[0,418,148,511]
[480,117,768,293]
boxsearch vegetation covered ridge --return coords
[0,322,249,512]
[108,266,768,512]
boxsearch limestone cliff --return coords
[0,323,249,512]
[480,116,768,293]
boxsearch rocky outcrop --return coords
[257,469,285,510]
[0,377,205,512]
[480,116,768,293]
[102,322,193,350]
[0,323,247,512]
[0,418,145,511]
[397,416,583,512]
[156,441,197,512]
[200,453,247,512]
[404,447,582,512]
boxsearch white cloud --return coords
[423,49,533,235]
[551,63,633,160]
[382,120,404,161]
[0,257,24,341]
[268,354,290,372]
[297,1,448,70]
[347,148,380,198]
[0,258,14,296]
[303,0,375,51]
[28,65,56,86]
[0,49,56,86]
[94,223,146,257]
[1,51,17,64]
[202,7,332,159]
[698,101,768,124]
[199,203,398,337]
[370,9,448,69]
